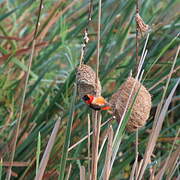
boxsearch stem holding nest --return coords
[91,0,102,180]
[135,0,139,74]
[79,1,93,67]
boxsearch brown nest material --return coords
[76,64,102,97]
[136,13,150,35]
[110,77,152,132]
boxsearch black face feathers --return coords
[82,95,90,101]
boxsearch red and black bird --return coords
[82,94,111,111]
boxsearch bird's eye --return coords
[83,95,90,101]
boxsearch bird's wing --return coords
[92,96,107,105]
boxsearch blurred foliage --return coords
[0,0,179,179]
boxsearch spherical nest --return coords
[110,77,152,132]
[76,64,101,97]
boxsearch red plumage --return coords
[82,94,111,111]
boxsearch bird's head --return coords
[82,94,94,105]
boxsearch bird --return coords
[82,94,111,111]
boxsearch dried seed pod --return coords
[136,13,149,35]
[76,64,101,97]
[110,77,151,132]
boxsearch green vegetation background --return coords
[0,0,179,179]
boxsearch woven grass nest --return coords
[110,77,152,132]
[76,64,101,97]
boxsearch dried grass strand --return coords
[87,114,91,179]
[91,0,102,179]
[138,79,180,180]
[35,118,61,180]
[154,129,180,180]
[68,118,112,152]
[65,164,72,180]
[80,166,86,180]
[103,126,113,180]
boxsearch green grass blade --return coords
[0,159,2,180]
[36,132,41,176]
[0,0,34,21]
[58,84,77,180]
[144,33,179,78]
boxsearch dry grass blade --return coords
[136,158,144,179]
[168,155,180,180]
[154,129,180,180]
[130,156,138,180]
[129,130,139,180]
[159,45,179,109]
[91,112,101,180]
[135,0,139,73]
[135,130,139,179]
[79,0,92,66]
[103,126,113,180]
[98,130,108,161]
[148,66,180,91]
[58,84,77,180]
[6,40,36,179]
[159,149,180,180]
[138,79,180,180]
[96,0,101,79]
[91,0,102,179]
[2,162,29,167]
[68,118,111,152]
[34,118,61,180]
[80,166,86,180]
[138,45,180,179]
[158,146,180,180]
[149,166,156,180]
[5,1,44,179]
[87,114,91,179]
[65,164,72,180]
